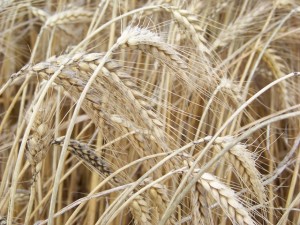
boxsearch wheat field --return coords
[0,0,299,225]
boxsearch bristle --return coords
[1,1,299,225]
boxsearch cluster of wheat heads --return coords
[0,0,300,225]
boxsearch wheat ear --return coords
[129,194,152,225]
[25,103,53,181]
[208,1,231,19]
[260,47,291,107]
[98,60,165,142]
[198,173,255,225]
[14,53,168,153]
[212,3,270,49]
[23,100,54,225]
[146,180,176,224]
[52,136,120,185]
[191,181,212,224]
[0,216,6,225]
[45,8,94,27]
[210,136,266,204]
[118,26,198,88]
[29,6,49,23]
[161,6,209,53]
[118,26,187,69]
[32,52,163,137]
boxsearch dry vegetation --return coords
[0,0,300,224]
